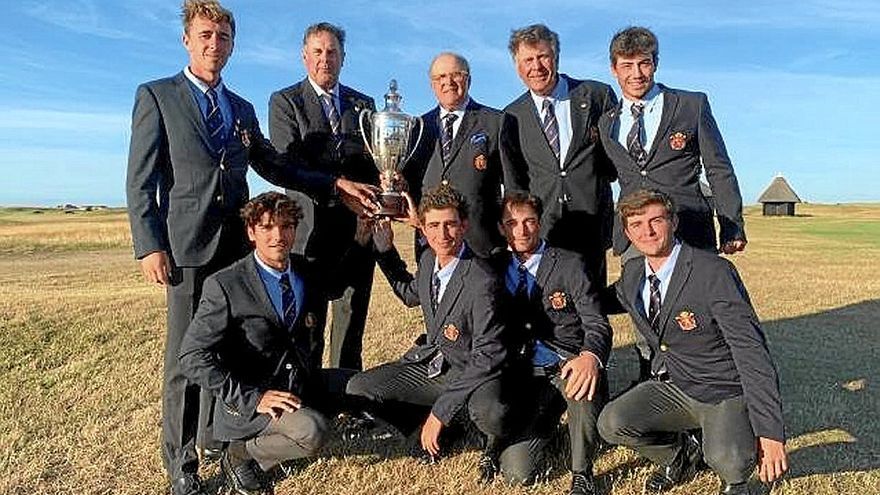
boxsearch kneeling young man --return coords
[492,192,612,495]
[346,184,510,481]
[598,190,787,494]
[179,192,357,495]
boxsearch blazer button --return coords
[524,323,532,330]
[659,343,669,352]
[285,363,293,370]
[215,194,223,202]
[219,163,226,171]
[640,170,648,177]
[560,170,567,177]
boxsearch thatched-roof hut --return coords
[758,175,801,216]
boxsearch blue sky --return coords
[1,0,877,206]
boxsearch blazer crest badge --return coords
[234,118,251,148]
[669,131,688,151]
[548,291,567,310]
[304,312,318,329]
[443,323,460,341]
[675,310,698,331]
[473,154,487,170]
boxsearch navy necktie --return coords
[514,263,529,302]
[627,102,647,166]
[441,113,458,164]
[431,272,441,312]
[648,274,662,332]
[205,87,225,152]
[541,99,560,160]
[280,273,297,329]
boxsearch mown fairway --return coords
[1,204,877,495]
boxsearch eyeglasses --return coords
[430,71,469,83]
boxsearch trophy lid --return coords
[383,79,403,112]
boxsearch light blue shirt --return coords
[253,252,304,322]
[530,76,572,167]
[432,243,466,304]
[640,240,682,316]
[615,83,663,154]
[184,67,233,142]
[504,241,562,367]
[504,240,545,296]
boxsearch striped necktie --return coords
[441,113,458,164]
[648,274,662,332]
[323,91,341,137]
[280,273,297,329]
[541,99,560,160]
[205,87,225,152]
[627,102,647,166]
[430,272,441,312]
[514,263,529,303]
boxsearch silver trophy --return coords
[359,79,423,217]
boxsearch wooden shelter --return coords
[758,175,802,216]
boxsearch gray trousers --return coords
[163,221,249,479]
[597,380,756,485]
[244,407,330,471]
[498,372,608,484]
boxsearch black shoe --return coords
[220,450,273,495]
[200,445,225,463]
[720,482,751,494]
[170,474,205,495]
[569,471,597,495]
[477,451,499,484]
[645,435,701,492]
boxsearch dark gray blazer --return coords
[374,244,507,424]
[599,85,746,254]
[269,80,376,257]
[492,246,612,364]
[178,254,331,441]
[404,99,506,257]
[501,74,618,254]
[613,243,784,441]
[126,72,334,267]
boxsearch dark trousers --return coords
[299,201,375,371]
[162,222,248,479]
[345,361,509,443]
[597,380,756,485]
[499,371,608,484]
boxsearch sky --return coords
[0,0,877,206]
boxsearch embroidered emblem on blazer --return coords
[304,312,318,329]
[588,125,599,144]
[235,118,251,148]
[669,131,688,151]
[473,154,487,170]
[549,291,567,310]
[443,323,460,341]
[675,310,697,331]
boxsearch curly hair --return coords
[609,26,658,65]
[417,183,469,223]
[240,191,303,228]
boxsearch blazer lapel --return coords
[535,246,558,292]
[564,79,588,169]
[301,81,332,133]
[444,101,478,167]
[433,253,470,328]
[516,95,559,169]
[645,85,678,165]
[623,258,652,329]
[418,250,437,325]
[656,244,693,338]
[339,85,368,135]
[174,72,212,148]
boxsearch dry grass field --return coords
[0,203,878,495]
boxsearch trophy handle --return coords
[403,116,425,165]
[358,108,374,156]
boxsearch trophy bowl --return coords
[359,79,423,217]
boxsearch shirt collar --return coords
[623,83,662,114]
[510,240,546,272]
[643,239,682,282]
[529,75,568,109]
[184,66,225,94]
[307,77,340,99]
[253,251,291,281]
[433,243,466,277]
[439,97,470,119]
